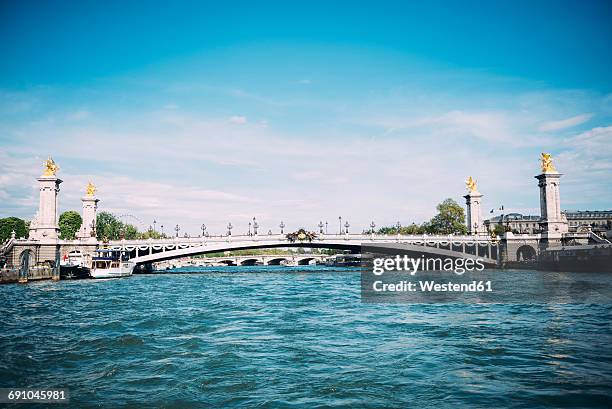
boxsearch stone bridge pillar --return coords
[464,177,486,235]
[77,185,99,242]
[535,154,568,247]
[29,173,62,241]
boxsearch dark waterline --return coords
[1,266,611,408]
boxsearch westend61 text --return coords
[372,255,485,276]
[372,280,493,293]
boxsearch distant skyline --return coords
[1,1,611,234]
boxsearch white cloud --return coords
[229,115,247,124]
[538,113,593,132]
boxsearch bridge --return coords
[106,233,499,266]
[1,153,605,283]
[155,253,330,268]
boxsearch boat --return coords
[90,249,135,279]
[60,250,91,279]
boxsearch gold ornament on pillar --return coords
[465,176,477,193]
[540,152,556,173]
[42,157,59,176]
[86,182,97,197]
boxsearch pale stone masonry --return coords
[28,175,62,241]
[535,171,569,235]
[77,194,99,241]
[464,189,486,235]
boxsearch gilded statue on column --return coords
[42,157,59,176]
[86,182,96,197]
[540,153,556,173]
[465,176,477,193]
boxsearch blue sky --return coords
[1,1,611,234]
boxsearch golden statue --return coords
[42,156,59,176]
[540,152,556,173]
[465,176,477,193]
[86,182,96,197]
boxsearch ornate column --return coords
[535,153,568,237]
[77,182,99,242]
[29,157,62,241]
[464,176,486,235]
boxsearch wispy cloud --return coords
[229,115,247,124]
[538,113,593,132]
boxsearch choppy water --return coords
[1,266,612,408]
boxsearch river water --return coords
[1,266,611,408]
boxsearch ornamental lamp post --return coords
[253,217,259,235]
[279,221,285,234]
[370,221,376,234]
[227,222,233,236]
[175,224,180,238]
[325,221,328,234]
[396,221,401,237]
[153,219,157,233]
[201,223,207,237]
[344,221,350,234]
[338,216,342,235]
[160,225,164,237]
[248,221,252,236]
[318,221,324,234]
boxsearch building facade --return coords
[485,210,612,235]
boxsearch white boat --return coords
[90,249,135,279]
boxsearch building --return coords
[485,210,612,235]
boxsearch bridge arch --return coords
[240,258,259,266]
[516,245,537,261]
[19,249,35,279]
[121,238,497,268]
[267,257,289,265]
[297,257,316,265]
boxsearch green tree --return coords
[0,217,28,242]
[59,210,82,239]
[96,212,123,241]
[124,224,140,240]
[425,198,468,235]
[492,224,506,237]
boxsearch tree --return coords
[0,217,28,242]
[96,212,123,241]
[425,198,468,235]
[59,211,82,239]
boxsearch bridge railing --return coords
[105,233,497,251]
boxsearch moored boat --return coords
[90,249,135,279]
[60,250,91,279]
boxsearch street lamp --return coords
[344,221,350,234]
[325,221,328,234]
[153,219,157,233]
[201,223,207,237]
[253,217,259,235]
[175,224,180,238]
[396,221,401,236]
[370,221,376,234]
[160,225,164,237]
[279,221,285,234]
[338,216,342,235]
[318,221,324,234]
[248,221,252,236]
[227,222,233,236]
